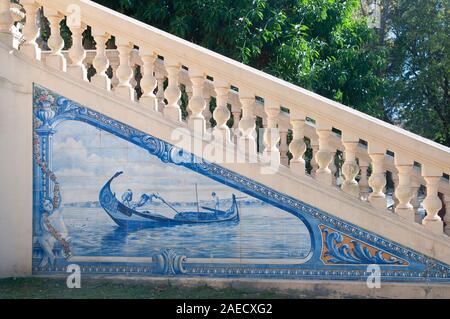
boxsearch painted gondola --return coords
[99,171,240,229]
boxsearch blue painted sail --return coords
[99,171,240,229]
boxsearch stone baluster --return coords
[279,125,289,166]
[421,165,443,234]
[212,79,231,143]
[288,110,307,175]
[231,99,241,142]
[82,52,93,69]
[185,84,193,117]
[139,47,158,111]
[341,133,360,196]
[444,194,450,236]
[310,136,319,176]
[263,99,281,166]
[0,0,13,46]
[314,120,333,185]
[394,154,415,221]
[67,23,87,80]
[392,171,400,208]
[163,57,182,121]
[258,115,267,153]
[91,29,111,90]
[237,89,256,157]
[359,158,370,200]
[262,116,268,129]
[44,9,66,71]
[21,0,41,60]
[330,151,338,186]
[186,85,193,100]
[133,65,141,101]
[203,95,212,129]
[187,68,206,133]
[110,59,119,89]
[130,64,138,89]
[410,179,422,223]
[155,71,166,113]
[130,65,139,103]
[85,62,92,78]
[10,5,25,50]
[114,37,134,101]
[368,143,387,209]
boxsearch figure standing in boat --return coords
[99,171,239,229]
[211,192,220,211]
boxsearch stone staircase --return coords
[0,0,450,284]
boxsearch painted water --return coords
[43,120,312,262]
[63,204,312,259]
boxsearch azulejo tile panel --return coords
[319,225,409,266]
[31,84,450,282]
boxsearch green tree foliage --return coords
[384,0,449,146]
[94,0,386,118]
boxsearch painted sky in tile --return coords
[52,120,242,203]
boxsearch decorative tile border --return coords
[31,84,450,282]
[319,225,409,266]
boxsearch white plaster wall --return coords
[0,41,450,277]
[0,46,33,277]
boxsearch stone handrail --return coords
[44,47,450,203]
[2,0,449,236]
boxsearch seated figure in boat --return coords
[132,193,159,209]
[99,172,240,227]
[121,189,133,207]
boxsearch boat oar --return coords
[154,193,179,214]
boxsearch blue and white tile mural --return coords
[32,84,450,282]
[50,120,311,260]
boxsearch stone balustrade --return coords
[3,0,450,236]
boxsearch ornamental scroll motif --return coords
[320,225,408,266]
